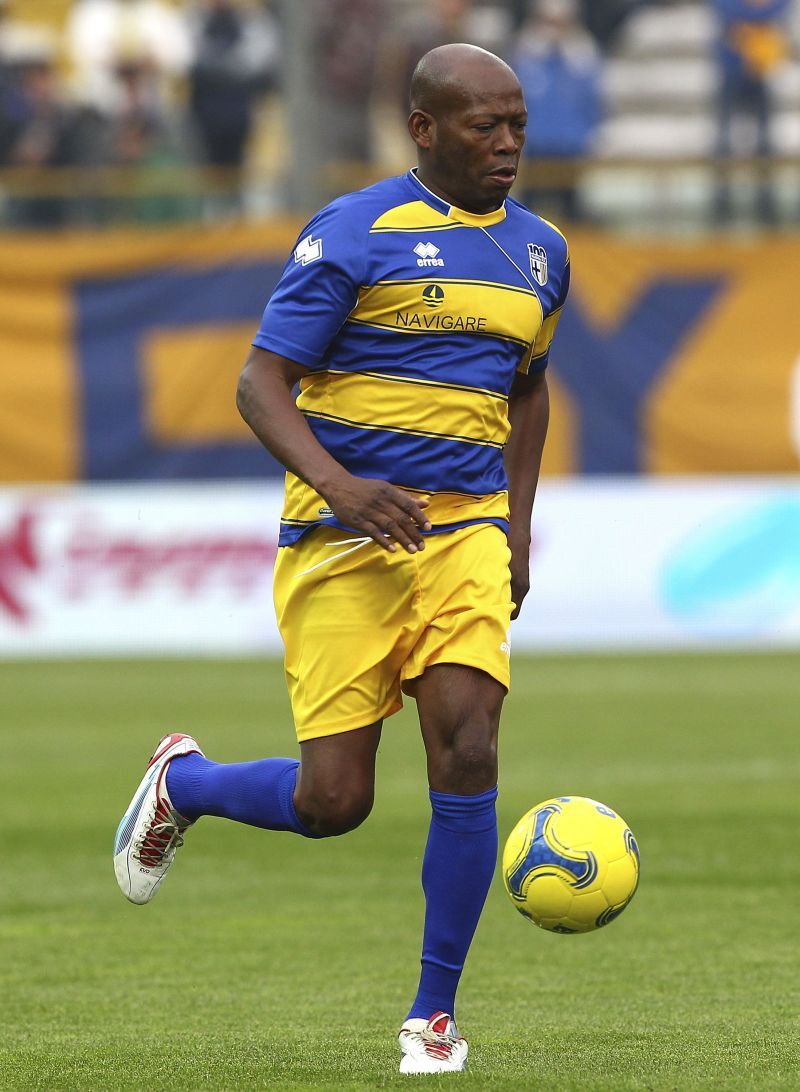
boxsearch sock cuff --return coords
[277,760,314,839]
[428,785,498,833]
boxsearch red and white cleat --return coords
[398,1012,468,1074]
[113,733,202,904]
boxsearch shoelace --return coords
[135,798,185,868]
[406,1026,459,1062]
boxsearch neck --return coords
[414,167,503,216]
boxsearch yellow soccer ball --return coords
[502,796,640,933]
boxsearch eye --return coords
[474,124,494,133]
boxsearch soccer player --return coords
[113,43,569,1075]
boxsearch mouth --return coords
[488,166,517,186]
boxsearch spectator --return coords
[313,0,388,178]
[392,1,509,111]
[77,51,195,224]
[0,27,85,228]
[506,0,639,48]
[66,0,192,112]
[579,0,640,50]
[712,0,792,225]
[185,0,279,177]
[510,0,602,222]
[396,0,473,99]
[65,0,196,224]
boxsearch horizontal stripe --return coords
[297,370,510,448]
[302,409,504,449]
[278,515,509,547]
[304,415,509,496]
[279,477,510,544]
[322,367,508,402]
[370,221,463,235]
[322,328,524,393]
[518,303,564,373]
[348,316,529,350]
[370,276,538,298]
[350,278,542,350]
[534,305,564,356]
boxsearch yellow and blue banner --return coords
[0,224,798,482]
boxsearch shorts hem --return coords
[401,653,510,694]
[294,697,403,742]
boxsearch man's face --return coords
[413,68,527,214]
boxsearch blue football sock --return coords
[407,786,498,1022]
[165,753,314,837]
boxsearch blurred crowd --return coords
[0,0,281,224]
[0,0,798,228]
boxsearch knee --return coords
[449,739,497,792]
[432,725,498,795]
[294,783,374,838]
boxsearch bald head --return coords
[410,43,520,116]
[407,43,526,214]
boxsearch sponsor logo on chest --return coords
[395,284,487,332]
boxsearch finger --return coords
[395,493,433,532]
[362,520,397,552]
[382,515,421,553]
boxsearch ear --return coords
[408,109,434,150]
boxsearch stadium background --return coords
[1,3,799,1090]
[2,0,799,653]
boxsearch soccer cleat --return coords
[398,1012,468,1074]
[113,733,202,905]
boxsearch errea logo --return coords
[414,241,444,267]
[294,234,323,266]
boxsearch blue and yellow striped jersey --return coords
[253,169,570,546]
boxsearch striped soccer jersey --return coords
[253,169,570,546]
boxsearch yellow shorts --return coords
[273,522,513,741]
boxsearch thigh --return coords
[296,721,383,803]
[273,529,422,741]
[294,721,383,836]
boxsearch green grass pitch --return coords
[1,652,798,1090]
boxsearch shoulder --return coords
[506,197,570,264]
[305,175,413,236]
[288,176,413,279]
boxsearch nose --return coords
[495,123,522,155]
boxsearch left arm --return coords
[504,369,549,620]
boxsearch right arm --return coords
[236,345,431,553]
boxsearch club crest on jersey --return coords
[422,284,445,308]
[414,241,444,267]
[527,244,548,286]
[294,234,323,266]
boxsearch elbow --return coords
[235,364,253,426]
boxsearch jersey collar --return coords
[407,169,507,227]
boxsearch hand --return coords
[509,534,531,620]
[324,473,432,553]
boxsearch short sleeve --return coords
[253,200,366,369]
[518,251,570,375]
